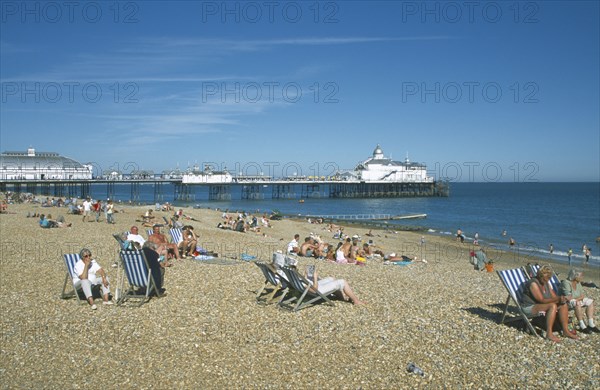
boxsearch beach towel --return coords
[391,260,412,266]
[194,255,216,261]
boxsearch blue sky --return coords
[1,1,598,181]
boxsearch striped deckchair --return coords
[169,228,183,245]
[524,264,560,294]
[497,268,542,337]
[279,266,335,312]
[60,253,85,304]
[254,262,288,305]
[146,229,154,237]
[117,250,163,306]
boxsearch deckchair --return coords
[60,253,85,304]
[524,264,560,294]
[497,268,542,337]
[146,229,154,237]
[254,262,288,305]
[117,250,163,306]
[279,266,335,312]
[169,228,183,245]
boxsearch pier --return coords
[0,177,449,203]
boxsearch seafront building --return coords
[340,145,433,183]
[182,164,233,184]
[0,148,92,180]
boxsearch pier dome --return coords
[0,148,92,180]
[372,145,384,159]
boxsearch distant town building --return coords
[0,148,92,180]
[182,164,233,184]
[338,145,433,183]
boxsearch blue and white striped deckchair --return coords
[146,229,154,238]
[117,250,162,306]
[169,228,183,245]
[279,266,334,312]
[60,253,85,303]
[497,268,542,337]
[255,262,288,305]
[524,264,560,294]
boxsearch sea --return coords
[88,182,600,268]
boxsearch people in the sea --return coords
[559,269,598,334]
[549,244,554,254]
[521,265,578,343]
[584,247,591,264]
[568,248,573,266]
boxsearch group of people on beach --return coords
[287,229,418,266]
[522,264,598,342]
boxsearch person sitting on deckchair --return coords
[178,225,198,258]
[148,225,181,260]
[141,241,170,295]
[303,265,365,305]
[522,265,578,342]
[559,269,599,334]
[127,226,146,247]
[73,248,112,309]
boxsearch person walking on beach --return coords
[549,244,554,255]
[93,199,102,222]
[568,248,573,266]
[82,197,91,222]
[106,200,115,224]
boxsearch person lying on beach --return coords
[143,209,155,220]
[73,248,112,309]
[522,265,578,342]
[39,214,71,228]
[327,223,341,232]
[261,215,272,228]
[216,222,231,230]
[304,265,365,305]
[559,269,599,334]
[148,225,181,260]
[384,253,416,262]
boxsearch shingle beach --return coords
[1,203,599,389]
